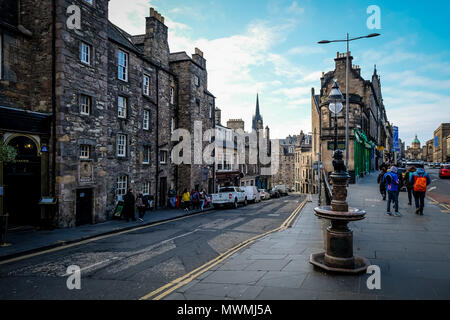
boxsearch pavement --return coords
[0,206,213,261]
[164,173,450,300]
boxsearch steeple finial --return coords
[256,93,260,116]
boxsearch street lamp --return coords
[319,33,381,168]
[328,81,344,152]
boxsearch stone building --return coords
[425,139,434,162]
[273,132,306,190]
[0,1,215,227]
[405,135,422,160]
[433,123,450,163]
[294,134,315,194]
[215,116,240,188]
[311,53,391,183]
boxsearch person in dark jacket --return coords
[377,167,387,200]
[404,166,416,206]
[410,168,431,215]
[383,166,401,217]
[123,188,136,222]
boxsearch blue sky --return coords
[109,0,450,147]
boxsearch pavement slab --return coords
[164,173,450,300]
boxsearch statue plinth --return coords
[310,150,370,274]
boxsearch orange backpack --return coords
[414,175,427,192]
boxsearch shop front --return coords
[354,129,372,178]
[0,106,52,227]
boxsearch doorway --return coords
[159,177,167,207]
[76,189,93,226]
[4,136,41,226]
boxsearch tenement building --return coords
[433,123,450,163]
[311,53,392,183]
[273,132,306,190]
[0,1,215,228]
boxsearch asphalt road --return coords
[0,195,304,300]
[426,167,450,207]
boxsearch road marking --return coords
[428,187,437,192]
[60,257,119,277]
[0,210,215,266]
[139,198,308,301]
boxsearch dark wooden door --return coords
[159,177,167,207]
[76,189,93,226]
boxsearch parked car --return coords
[440,164,450,179]
[211,186,247,209]
[258,189,269,200]
[243,186,261,203]
[274,185,288,196]
[269,187,280,198]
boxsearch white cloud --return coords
[108,0,152,35]
[285,1,305,15]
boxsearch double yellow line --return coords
[139,198,308,301]
[427,195,450,212]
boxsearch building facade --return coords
[433,123,450,163]
[405,135,422,161]
[311,53,392,183]
[0,1,216,227]
[294,134,315,194]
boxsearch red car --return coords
[440,164,450,178]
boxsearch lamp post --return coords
[318,33,381,168]
[309,83,369,274]
[328,81,344,152]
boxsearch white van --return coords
[243,186,261,203]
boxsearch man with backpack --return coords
[383,166,401,217]
[410,168,431,215]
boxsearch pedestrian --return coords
[181,189,191,211]
[168,187,177,209]
[123,188,136,222]
[383,166,401,217]
[404,166,417,206]
[191,189,200,210]
[410,167,431,215]
[136,192,146,222]
[200,189,206,211]
[377,167,387,200]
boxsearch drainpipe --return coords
[51,0,57,197]
[155,67,159,209]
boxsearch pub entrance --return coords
[4,136,41,226]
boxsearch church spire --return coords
[252,93,263,131]
[256,93,260,117]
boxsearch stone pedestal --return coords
[310,150,370,274]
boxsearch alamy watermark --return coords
[366,5,381,30]
[366,265,381,290]
[66,265,81,290]
[171,122,280,175]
